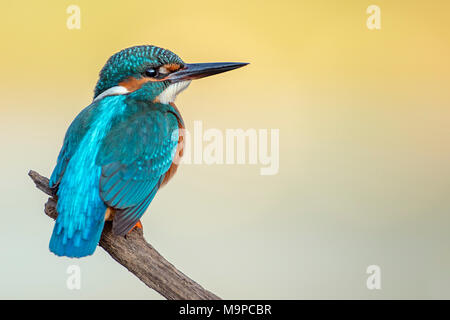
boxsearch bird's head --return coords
[94,45,248,103]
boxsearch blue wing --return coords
[48,99,113,258]
[96,105,179,235]
[49,104,97,187]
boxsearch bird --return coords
[48,45,247,258]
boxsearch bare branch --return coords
[28,170,221,300]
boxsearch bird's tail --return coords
[49,219,105,258]
[49,186,106,258]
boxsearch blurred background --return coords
[1,0,449,299]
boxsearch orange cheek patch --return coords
[119,77,155,92]
[163,63,181,72]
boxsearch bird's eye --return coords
[144,68,158,78]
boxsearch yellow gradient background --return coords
[1,0,449,298]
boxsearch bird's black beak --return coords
[167,62,248,83]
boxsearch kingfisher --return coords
[48,45,247,258]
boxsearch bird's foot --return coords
[128,221,143,234]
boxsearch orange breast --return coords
[161,103,184,186]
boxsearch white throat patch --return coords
[93,86,129,102]
[157,80,191,104]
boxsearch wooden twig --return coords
[28,170,221,300]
